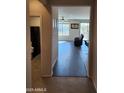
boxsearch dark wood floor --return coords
[53,41,89,77]
[31,54,96,93]
[32,77,96,93]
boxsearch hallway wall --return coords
[26,0,32,88]
[89,0,97,89]
[40,0,48,5]
[30,17,40,26]
[51,7,58,73]
[29,0,52,76]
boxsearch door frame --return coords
[29,15,42,59]
[51,6,91,77]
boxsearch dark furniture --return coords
[84,40,89,47]
[74,34,84,47]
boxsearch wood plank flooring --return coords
[31,51,96,93]
[32,77,96,93]
[53,41,88,77]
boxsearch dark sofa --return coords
[74,34,84,47]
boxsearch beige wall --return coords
[29,0,52,76]
[89,0,97,90]
[30,17,40,26]
[51,7,58,72]
[50,0,91,6]
[26,0,32,88]
[40,0,47,4]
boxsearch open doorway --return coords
[30,16,41,61]
[29,16,42,83]
[52,6,91,77]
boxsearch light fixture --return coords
[61,16,64,20]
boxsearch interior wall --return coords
[59,21,80,41]
[40,0,48,4]
[26,0,32,88]
[69,22,80,40]
[29,0,52,76]
[51,7,58,73]
[89,0,97,90]
[30,17,40,26]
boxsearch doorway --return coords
[30,16,41,60]
[52,6,91,77]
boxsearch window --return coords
[58,23,70,36]
[80,23,89,40]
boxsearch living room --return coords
[52,6,91,77]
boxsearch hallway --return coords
[32,77,96,93]
[31,55,96,93]
[28,0,97,92]
[53,41,88,77]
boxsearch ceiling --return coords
[58,6,91,20]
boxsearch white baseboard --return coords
[83,62,89,77]
[89,77,97,92]
[52,58,57,69]
[41,58,57,77]
[93,80,97,91]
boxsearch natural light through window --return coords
[80,23,89,40]
[58,23,70,36]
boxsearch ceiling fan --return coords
[58,16,68,22]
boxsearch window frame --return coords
[58,22,70,36]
